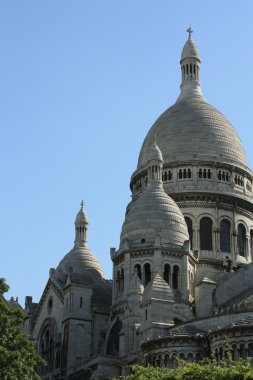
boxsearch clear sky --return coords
[1,1,253,306]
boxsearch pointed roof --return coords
[181,27,201,62]
[146,136,163,163]
[75,200,88,224]
[143,273,174,302]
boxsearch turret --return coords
[147,135,163,185]
[74,200,88,248]
[178,27,203,100]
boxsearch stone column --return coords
[246,234,250,261]
[214,228,221,258]
[232,231,238,257]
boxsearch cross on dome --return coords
[80,200,84,209]
[187,26,193,39]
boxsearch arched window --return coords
[172,265,179,289]
[163,264,170,285]
[237,224,246,257]
[39,326,55,374]
[144,263,151,286]
[134,264,142,280]
[220,220,231,253]
[185,217,193,249]
[106,321,122,356]
[200,217,213,250]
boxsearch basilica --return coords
[24,30,253,379]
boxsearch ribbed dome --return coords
[120,182,189,248]
[56,246,105,278]
[137,95,247,169]
[181,37,200,61]
[56,203,105,278]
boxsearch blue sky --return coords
[1,1,253,305]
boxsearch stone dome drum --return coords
[137,96,247,170]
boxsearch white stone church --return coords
[24,30,253,379]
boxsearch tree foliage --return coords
[0,278,45,380]
[124,357,253,380]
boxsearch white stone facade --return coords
[25,30,253,380]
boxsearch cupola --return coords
[178,26,203,100]
[75,200,88,248]
[120,139,189,249]
[56,202,105,277]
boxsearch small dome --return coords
[56,202,105,278]
[181,37,201,61]
[56,246,105,278]
[147,139,163,162]
[75,201,88,224]
[120,182,189,249]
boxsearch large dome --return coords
[120,181,189,249]
[137,32,247,171]
[137,95,247,170]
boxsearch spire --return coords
[74,201,88,247]
[147,136,163,185]
[177,28,203,101]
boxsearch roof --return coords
[120,181,189,249]
[147,139,163,162]
[168,324,205,338]
[143,273,174,301]
[56,245,104,278]
[181,37,201,61]
[137,95,247,170]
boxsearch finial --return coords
[80,200,84,210]
[187,26,193,40]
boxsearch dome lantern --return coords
[179,27,203,100]
[147,136,163,185]
[74,200,88,248]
